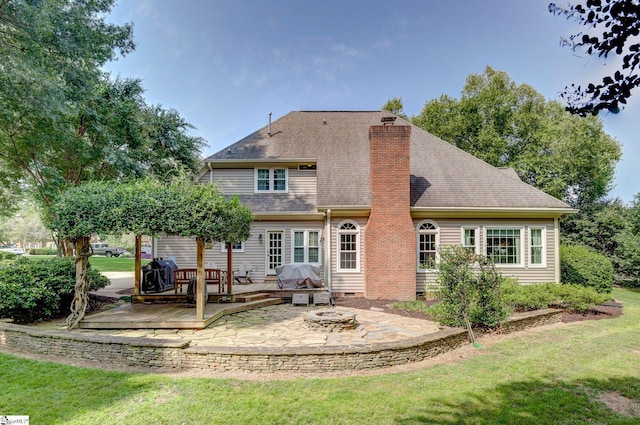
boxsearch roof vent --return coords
[381,116,396,126]
[267,112,272,137]
[226,148,233,156]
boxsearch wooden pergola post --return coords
[226,242,233,295]
[196,236,206,320]
[134,235,141,296]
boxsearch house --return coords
[155,111,575,301]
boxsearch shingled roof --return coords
[206,111,574,214]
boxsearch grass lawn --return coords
[1,288,639,424]
[26,255,148,272]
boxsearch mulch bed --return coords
[333,297,623,323]
[80,294,623,324]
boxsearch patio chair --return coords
[234,262,253,284]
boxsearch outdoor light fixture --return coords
[258,234,263,244]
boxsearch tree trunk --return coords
[66,236,91,329]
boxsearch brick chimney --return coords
[364,123,416,300]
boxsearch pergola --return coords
[48,178,252,328]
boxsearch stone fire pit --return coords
[302,309,358,332]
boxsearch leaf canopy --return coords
[48,179,253,243]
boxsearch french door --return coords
[266,231,284,274]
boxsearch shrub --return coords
[29,248,57,255]
[501,281,610,313]
[429,245,510,328]
[501,279,555,311]
[549,283,610,312]
[561,244,613,293]
[0,257,109,324]
[0,252,17,261]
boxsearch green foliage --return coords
[389,299,431,314]
[47,177,253,242]
[429,245,510,328]
[410,66,621,209]
[381,97,408,120]
[0,1,203,209]
[550,1,640,115]
[561,244,614,293]
[29,248,57,255]
[0,252,17,261]
[0,257,108,324]
[501,280,610,313]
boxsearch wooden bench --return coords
[173,268,222,294]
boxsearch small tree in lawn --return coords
[429,245,510,342]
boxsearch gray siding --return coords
[156,220,324,284]
[329,216,367,295]
[413,218,558,293]
[200,167,317,197]
[211,168,254,194]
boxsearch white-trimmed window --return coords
[292,230,321,264]
[417,220,439,270]
[485,227,523,266]
[461,227,480,254]
[529,227,546,267]
[255,168,288,192]
[221,242,244,253]
[337,221,360,272]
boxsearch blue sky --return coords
[104,0,639,202]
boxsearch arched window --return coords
[417,220,439,270]
[337,221,360,272]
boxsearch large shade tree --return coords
[407,67,621,209]
[0,0,205,213]
[48,178,252,328]
[550,0,640,115]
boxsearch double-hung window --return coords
[485,228,523,266]
[417,220,439,270]
[292,230,320,264]
[255,168,288,192]
[337,221,359,272]
[529,227,546,266]
[221,242,244,252]
[461,227,480,254]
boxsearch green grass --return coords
[26,255,148,272]
[2,288,640,424]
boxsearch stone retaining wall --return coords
[0,309,562,373]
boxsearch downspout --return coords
[325,209,332,301]
[554,217,560,283]
[207,162,213,184]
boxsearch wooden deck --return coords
[81,285,330,330]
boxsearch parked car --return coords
[90,243,125,257]
[0,246,24,255]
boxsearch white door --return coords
[266,231,284,275]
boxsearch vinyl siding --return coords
[200,167,317,197]
[211,168,255,194]
[155,220,324,284]
[330,216,367,294]
[413,218,558,293]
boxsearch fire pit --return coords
[302,309,358,332]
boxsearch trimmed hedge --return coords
[560,244,614,293]
[0,257,109,324]
[501,280,610,313]
[29,248,57,255]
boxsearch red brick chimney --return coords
[365,123,416,300]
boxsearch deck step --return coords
[214,297,284,317]
[234,293,272,303]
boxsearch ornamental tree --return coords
[48,178,253,328]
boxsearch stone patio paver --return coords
[72,304,442,348]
